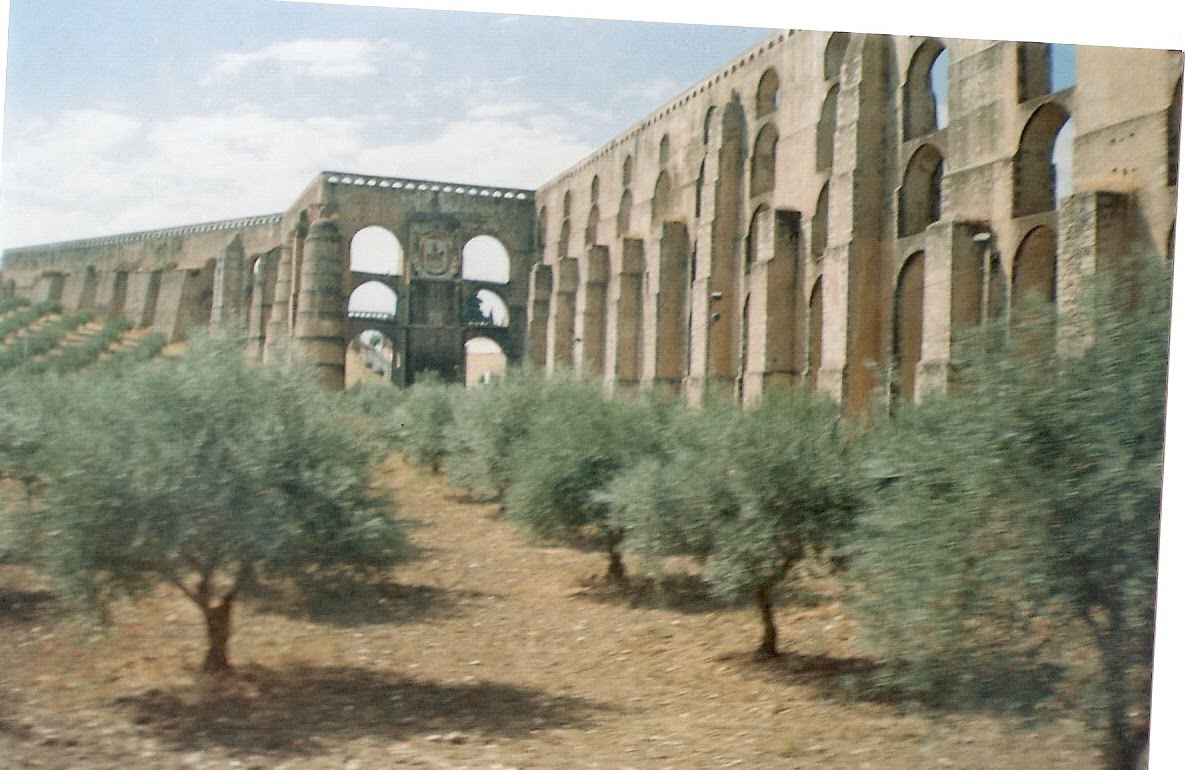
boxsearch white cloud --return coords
[207,38,413,81]
[614,76,684,107]
[0,99,593,249]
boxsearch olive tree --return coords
[10,340,408,674]
[851,260,1168,770]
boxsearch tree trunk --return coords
[755,584,779,658]
[200,594,235,674]
[606,547,626,585]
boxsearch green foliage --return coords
[849,259,1167,766]
[14,316,133,376]
[0,300,60,343]
[94,331,167,369]
[504,379,673,581]
[0,308,95,372]
[0,295,32,316]
[445,367,549,501]
[7,338,408,671]
[398,373,462,473]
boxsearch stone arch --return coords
[562,190,572,218]
[586,204,601,246]
[824,32,850,80]
[745,204,768,273]
[904,39,949,139]
[899,143,945,236]
[1169,76,1181,186]
[346,328,396,385]
[756,67,780,117]
[659,134,671,166]
[348,280,397,317]
[893,251,926,403]
[617,189,633,237]
[462,287,510,327]
[652,170,672,225]
[537,206,548,250]
[817,85,839,172]
[703,106,717,145]
[461,235,511,284]
[558,220,572,259]
[350,225,403,275]
[622,154,634,187]
[590,174,601,203]
[1012,225,1057,311]
[812,181,830,258]
[707,98,748,382]
[750,123,778,196]
[695,160,706,218]
[1014,103,1073,217]
[465,336,507,387]
[808,276,823,388]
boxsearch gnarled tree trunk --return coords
[200,595,235,674]
[755,583,779,658]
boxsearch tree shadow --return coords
[735,648,1066,718]
[573,571,732,614]
[248,576,503,627]
[113,664,612,756]
[0,587,55,623]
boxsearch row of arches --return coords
[348,226,511,284]
[347,281,510,327]
[345,329,507,388]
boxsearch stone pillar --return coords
[124,270,162,328]
[743,209,802,404]
[263,244,293,364]
[917,221,980,396]
[605,238,644,393]
[652,222,691,396]
[525,263,553,368]
[60,269,98,311]
[574,245,609,377]
[293,218,346,390]
[245,251,278,361]
[288,219,308,336]
[546,257,578,371]
[94,271,129,315]
[30,272,65,304]
[210,235,245,332]
[1057,191,1132,353]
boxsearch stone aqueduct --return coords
[1,30,1181,409]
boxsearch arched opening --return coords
[558,220,571,259]
[703,106,717,145]
[652,171,671,225]
[746,205,767,273]
[461,235,511,284]
[590,175,601,203]
[695,160,706,219]
[350,225,403,275]
[756,68,780,117]
[899,144,945,236]
[348,281,398,318]
[817,85,839,172]
[751,123,778,196]
[346,329,396,387]
[617,190,633,237]
[465,337,506,387]
[824,32,850,80]
[1014,103,1072,216]
[893,252,926,404]
[1169,77,1181,186]
[808,277,823,389]
[904,40,949,139]
[622,155,634,187]
[1012,226,1057,311]
[586,205,601,246]
[812,181,830,258]
[462,287,510,327]
[659,134,671,166]
[536,206,548,250]
[562,190,572,218]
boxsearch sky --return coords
[0,0,775,250]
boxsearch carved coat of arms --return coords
[415,233,455,277]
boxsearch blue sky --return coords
[0,0,773,249]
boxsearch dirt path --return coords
[1,457,1100,769]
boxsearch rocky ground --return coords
[0,457,1105,769]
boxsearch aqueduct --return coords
[2,30,1181,408]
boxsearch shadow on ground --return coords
[732,648,1066,717]
[114,664,612,756]
[248,576,502,627]
[573,571,733,614]
[0,587,55,623]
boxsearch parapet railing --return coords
[347,310,399,321]
[323,172,533,201]
[4,213,285,256]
